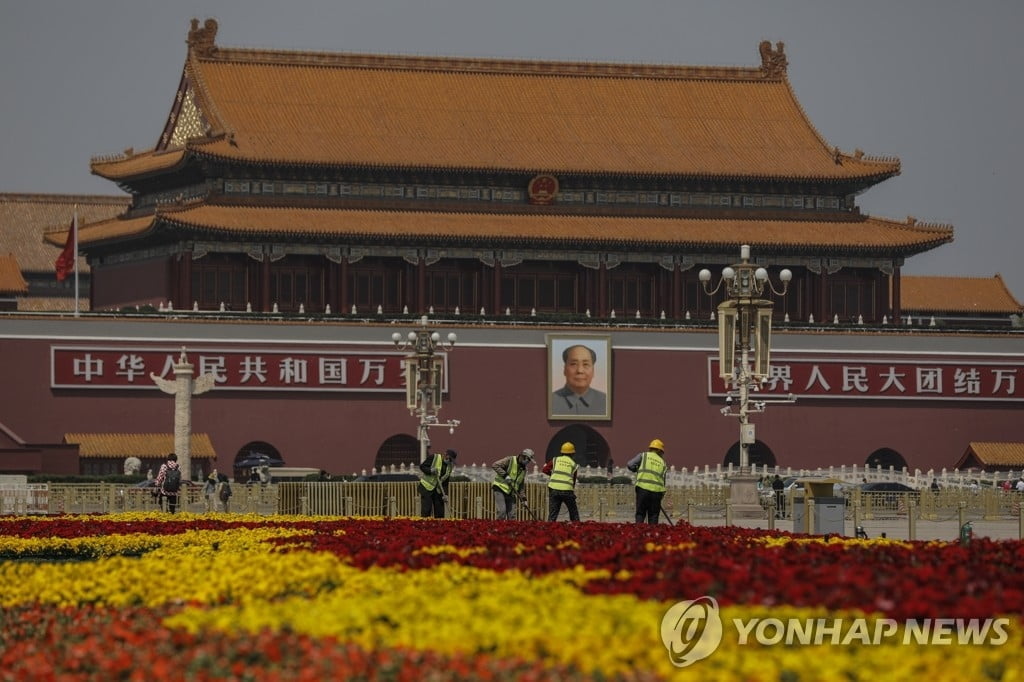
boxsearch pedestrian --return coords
[1016,478,1024,493]
[626,438,668,524]
[492,448,535,520]
[155,452,182,513]
[771,474,785,517]
[419,448,457,518]
[217,473,233,512]
[203,469,219,512]
[931,478,941,492]
[543,442,580,521]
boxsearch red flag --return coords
[55,214,77,282]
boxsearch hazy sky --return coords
[2,1,1022,298]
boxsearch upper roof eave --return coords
[91,143,901,186]
[91,148,189,180]
[65,203,953,256]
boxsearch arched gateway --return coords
[546,424,610,469]
[865,448,908,472]
[723,440,778,468]
[374,434,419,470]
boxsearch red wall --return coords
[92,257,171,310]
[0,446,79,475]
[0,331,1021,476]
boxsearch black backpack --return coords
[164,467,181,493]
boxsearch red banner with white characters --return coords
[51,346,448,392]
[708,355,1024,401]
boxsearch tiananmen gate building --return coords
[1,19,1021,479]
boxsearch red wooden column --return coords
[260,255,271,312]
[672,263,681,319]
[417,256,426,314]
[338,259,349,313]
[492,260,502,314]
[817,271,828,323]
[582,267,594,316]
[178,250,192,310]
[597,261,608,318]
[891,266,902,324]
[324,260,338,314]
[803,272,816,323]
[167,254,178,309]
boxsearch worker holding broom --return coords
[626,438,668,524]
[491,448,535,520]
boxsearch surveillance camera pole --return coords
[391,316,462,463]
[700,246,795,516]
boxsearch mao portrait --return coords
[547,335,612,420]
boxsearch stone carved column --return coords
[150,348,215,481]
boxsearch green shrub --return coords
[28,474,149,485]
[578,475,633,485]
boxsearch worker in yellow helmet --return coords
[626,438,668,524]
[543,441,580,521]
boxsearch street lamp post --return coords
[391,316,461,464]
[699,246,794,508]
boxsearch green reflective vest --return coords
[548,455,578,491]
[635,451,667,493]
[493,457,524,495]
[421,453,451,492]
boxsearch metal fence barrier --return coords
[6,482,1022,540]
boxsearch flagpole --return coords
[73,205,79,317]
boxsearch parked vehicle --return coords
[859,481,919,513]
[860,482,918,494]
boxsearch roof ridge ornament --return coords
[188,18,219,57]
[758,40,787,78]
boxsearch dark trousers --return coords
[420,486,445,518]
[635,487,664,524]
[162,493,179,513]
[547,489,579,521]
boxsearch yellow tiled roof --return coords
[959,442,1024,468]
[0,254,28,294]
[15,296,89,312]
[64,433,216,459]
[0,194,129,272]
[92,23,899,183]
[901,275,1022,314]
[51,204,953,253]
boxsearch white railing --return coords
[0,484,49,514]
[343,461,1022,491]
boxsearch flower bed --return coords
[0,514,1021,680]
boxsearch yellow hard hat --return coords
[649,438,665,452]
[560,442,576,455]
